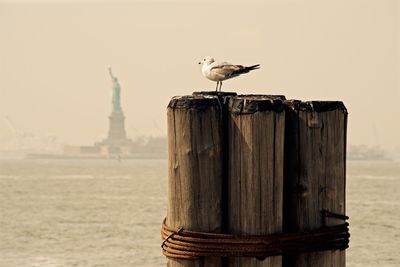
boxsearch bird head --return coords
[198,56,215,66]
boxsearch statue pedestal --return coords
[107,110,127,141]
[95,110,134,156]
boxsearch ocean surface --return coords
[0,159,399,267]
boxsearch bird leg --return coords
[219,81,223,92]
[215,81,219,91]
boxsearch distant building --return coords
[347,144,389,161]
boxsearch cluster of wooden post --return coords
[166,92,347,267]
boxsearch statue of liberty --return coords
[108,67,122,112]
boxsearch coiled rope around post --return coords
[161,210,349,260]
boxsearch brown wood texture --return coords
[227,96,285,267]
[167,95,224,267]
[283,101,348,267]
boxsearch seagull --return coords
[198,56,260,91]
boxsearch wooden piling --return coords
[282,101,347,267]
[192,91,238,235]
[164,93,348,266]
[227,95,286,267]
[166,95,224,267]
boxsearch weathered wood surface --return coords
[283,101,347,267]
[227,95,285,267]
[167,95,224,267]
[192,91,238,235]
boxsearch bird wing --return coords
[210,62,244,78]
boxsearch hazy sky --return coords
[0,0,399,148]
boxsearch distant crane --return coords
[2,116,36,150]
[3,116,22,149]
[1,116,59,153]
[3,116,34,138]
[4,116,18,136]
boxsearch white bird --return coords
[198,56,260,91]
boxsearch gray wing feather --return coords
[210,62,244,77]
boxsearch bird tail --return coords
[247,64,260,71]
[231,64,260,76]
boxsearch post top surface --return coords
[192,91,237,97]
[168,95,221,110]
[236,94,286,100]
[228,95,285,114]
[285,100,347,113]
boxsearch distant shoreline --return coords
[25,153,166,160]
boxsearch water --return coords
[0,159,399,267]
[346,161,400,267]
[0,159,167,267]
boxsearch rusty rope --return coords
[161,210,349,260]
